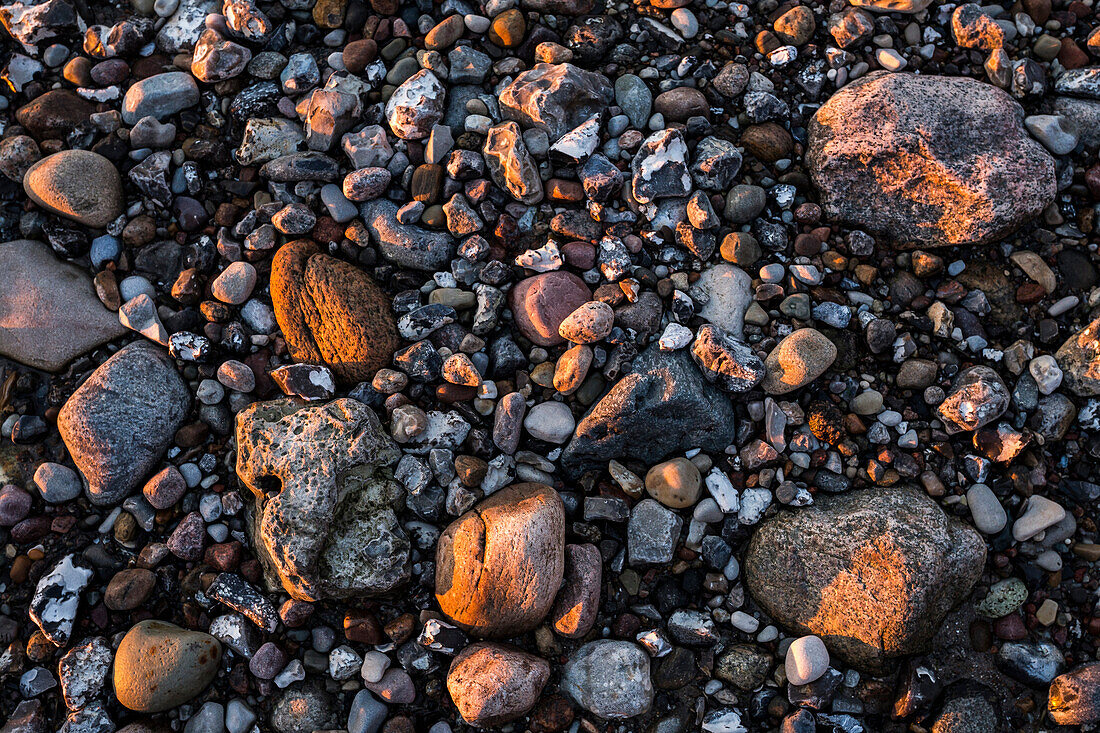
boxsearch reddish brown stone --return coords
[654,87,709,121]
[270,240,400,384]
[509,271,592,347]
[16,90,95,141]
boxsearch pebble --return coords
[447,643,550,726]
[785,635,830,685]
[966,483,1007,534]
[645,457,701,508]
[1012,495,1066,541]
[762,328,837,394]
[212,261,257,305]
[24,150,123,228]
[561,640,653,719]
[33,462,82,503]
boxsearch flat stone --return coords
[807,71,1056,247]
[15,89,94,141]
[549,543,601,638]
[509,271,592,347]
[360,199,456,271]
[24,150,123,228]
[113,620,221,713]
[58,342,191,506]
[0,240,125,372]
[436,483,564,637]
[561,346,736,477]
[236,398,410,601]
[270,240,400,384]
[121,72,200,125]
[744,487,985,672]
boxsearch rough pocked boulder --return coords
[236,398,411,601]
[744,487,985,672]
[807,71,1056,247]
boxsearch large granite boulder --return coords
[744,488,986,672]
[270,240,400,384]
[58,343,191,506]
[561,346,736,477]
[236,398,411,601]
[0,240,125,372]
[499,63,613,141]
[436,483,564,637]
[807,71,1056,247]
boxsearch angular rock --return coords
[236,398,410,601]
[58,637,111,710]
[0,240,125,372]
[113,620,221,713]
[24,150,122,228]
[436,483,565,637]
[807,71,1056,247]
[447,643,550,727]
[360,199,456,271]
[562,346,735,476]
[58,343,191,506]
[385,69,445,140]
[935,365,1009,434]
[499,62,614,141]
[692,264,753,340]
[1056,315,1100,396]
[690,324,765,393]
[29,555,92,646]
[744,488,985,672]
[631,128,691,203]
[1049,663,1100,725]
[483,121,544,205]
[270,240,400,384]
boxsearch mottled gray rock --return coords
[561,640,653,719]
[58,638,111,710]
[562,346,735,477]
[0,240,125,372]
[744,488,986,672]
[360,199,455,270]
[58,343,191,506]
[121,72,200,125]
[236,398,410,601]
[807,71,1056,247]
[628,498,683,565]
[385,69,445,140]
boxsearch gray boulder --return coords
[0,240,125,372]
[561,640,653,719]
[235,398,411,601]
[561,346,736,477]
[744,488,986,673]
[58,343,190,506]
[807,71,1055,247]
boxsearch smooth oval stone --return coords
[24,150,123,228]
[762,328,837,395]
[121,71,200,125]
[447,643,550,727]
[113,620,221,713]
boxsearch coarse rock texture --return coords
[270,239,400,384]
[58,342,191,506]
[744,488,986,672]
[561,640,654,719]
[1048,663,1100,724]
[435,483,565,637]
[561,346,736,476]
[446,643,550,727]
[113,620,222,713]
[235,398,410,601]
[1056,315,1100,396]
[807,72,1056,247]
[499,62,614,141]
[23,150,124,228]
[0,240,125,372]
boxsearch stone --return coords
[447,643,550,727]
[190,29,251,81]
[113,621,221,713]
[935,366,1009,434]
[631,128,691,203]
[561,640,653,719]
[645,457,701,509]
[121,72,200,125]
[33,462,81,503]
[360,199,456,271]
[523,401,575,443]
[105,568,156,611]
[15,89,94,141]
[549,543,601,638]
[762,328,838,395]
[744,488,985,672]
[716,645,772,691]
[212,261,257,305]
[690,324,765,393]
[0,240,125,372]
[1012,494,1066,542]
[58,637,111,710]
[1049,663,1100,725]
[30,555,92,646]
[23,150,123,228]
[966,483,1007,534]
[236,398,410,601]
[385,69,445,140]
[58,342,191,506]
[270,240,400,384]
[436,483,565,637]
[807,72,1056,247]
[1056,315,1100,396]
[271,684,336,733]
[951,4,1003,50]
[558,300,613,343]
[499,62,614,141]
[692,264,753,340]
[785,635,829,685]
[562,346,736,477]
[628,498,683,564]
[849,0,933,11]
[509,271,592,347]
[483,121,544,205]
